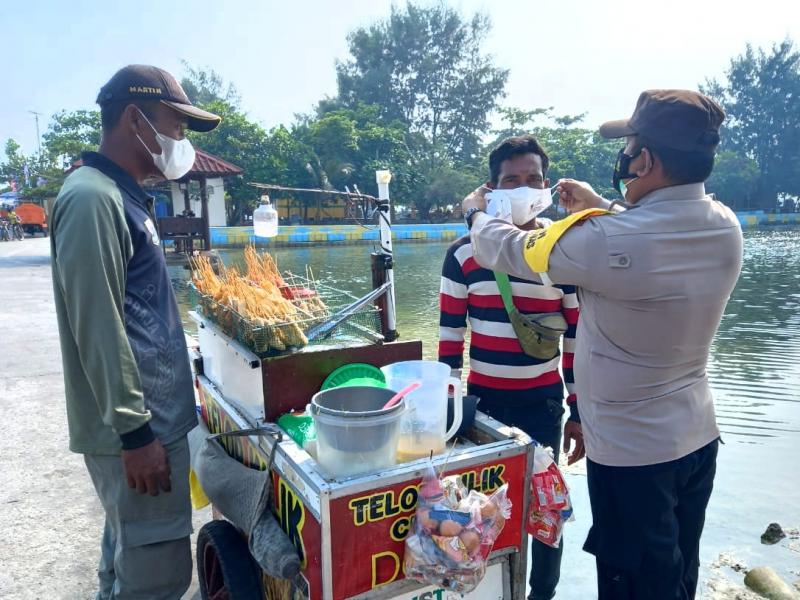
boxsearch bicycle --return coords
[11,223,24,241]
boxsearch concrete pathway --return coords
[0,237,206,599]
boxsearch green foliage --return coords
[0,109,102,199]
[704,38,800,209]
[535,128,619,200]
[420,166,481,220]
[180,61,241,108]
[0,139,25,184]
[297,103,418,207]
[42,110,101,168]
[706,151,760,209]
[336,2,507,170]
[0,139,64,199]
[2,25,795,220]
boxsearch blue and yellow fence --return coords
[211,223,468,248]
[736,211,800,228]
[210,214,799,248]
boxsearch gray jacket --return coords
[470,183,743,466]
[51,152,196,455]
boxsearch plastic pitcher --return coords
[381,361,463,463]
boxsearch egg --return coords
[439,519,463,537]
[459,529,481,553]
[480,500,498,520]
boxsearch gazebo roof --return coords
[69,149,243,179]
[185,149,243,178]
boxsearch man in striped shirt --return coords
[439,135,583,600]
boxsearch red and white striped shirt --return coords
[439,236,578,411]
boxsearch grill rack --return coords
[191,272,382,356]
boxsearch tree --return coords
[186,99,284,225]
[0,139,28,191]
[703,39,800,209]
[180,65,311,224]
[535,127,619,200]
[421,166,480,220]
[0,139,65,200]
[336,2,508,169]
[299,103,420,213]
[42,110,101,168]
[306,113,360,190]
[706,151,760,209]
[181,62,241,108]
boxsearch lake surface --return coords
[173,227,800,598]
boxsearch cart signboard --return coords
[328,454,527,598]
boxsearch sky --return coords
[2,0,798,155]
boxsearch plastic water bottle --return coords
[253,196,278,238]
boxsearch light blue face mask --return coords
[618,177,638,200]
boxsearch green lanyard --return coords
[493,271,516,315]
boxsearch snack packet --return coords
[526,446,574,548]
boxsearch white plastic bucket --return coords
[309,386,404,478]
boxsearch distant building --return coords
[168,150,242,226]
[70,149,242,227]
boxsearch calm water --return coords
[173,228,800,598]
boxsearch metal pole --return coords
[200,176,210,251]
[371,253,390,336]
[28,111,43,156]
[375,170,398,341]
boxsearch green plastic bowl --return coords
[321,363,387,390]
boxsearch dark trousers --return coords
[470,388,564,600]
[584,440,719,600]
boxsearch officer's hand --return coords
[563,420,586,465]
[462,184,491,213]
[556,179,604,213]
[122,439,172,496]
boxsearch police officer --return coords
[462,90,743,599]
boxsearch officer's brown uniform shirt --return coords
[470,183,743,467]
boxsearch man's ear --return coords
[125,104,147,137]
[544,178,551,188]
[636,148,655,178]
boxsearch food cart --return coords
[187,174,535,599]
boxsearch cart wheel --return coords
[197,520,264,600]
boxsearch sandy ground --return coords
[0,237,208,600]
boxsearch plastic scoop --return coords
[382,381,421,410]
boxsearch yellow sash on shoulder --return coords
[523,208,613,274]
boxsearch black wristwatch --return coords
[464,207,485,229]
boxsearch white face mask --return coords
[136,111,196,181]
[486,186,552,226]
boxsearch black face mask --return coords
[612,148,642,198]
